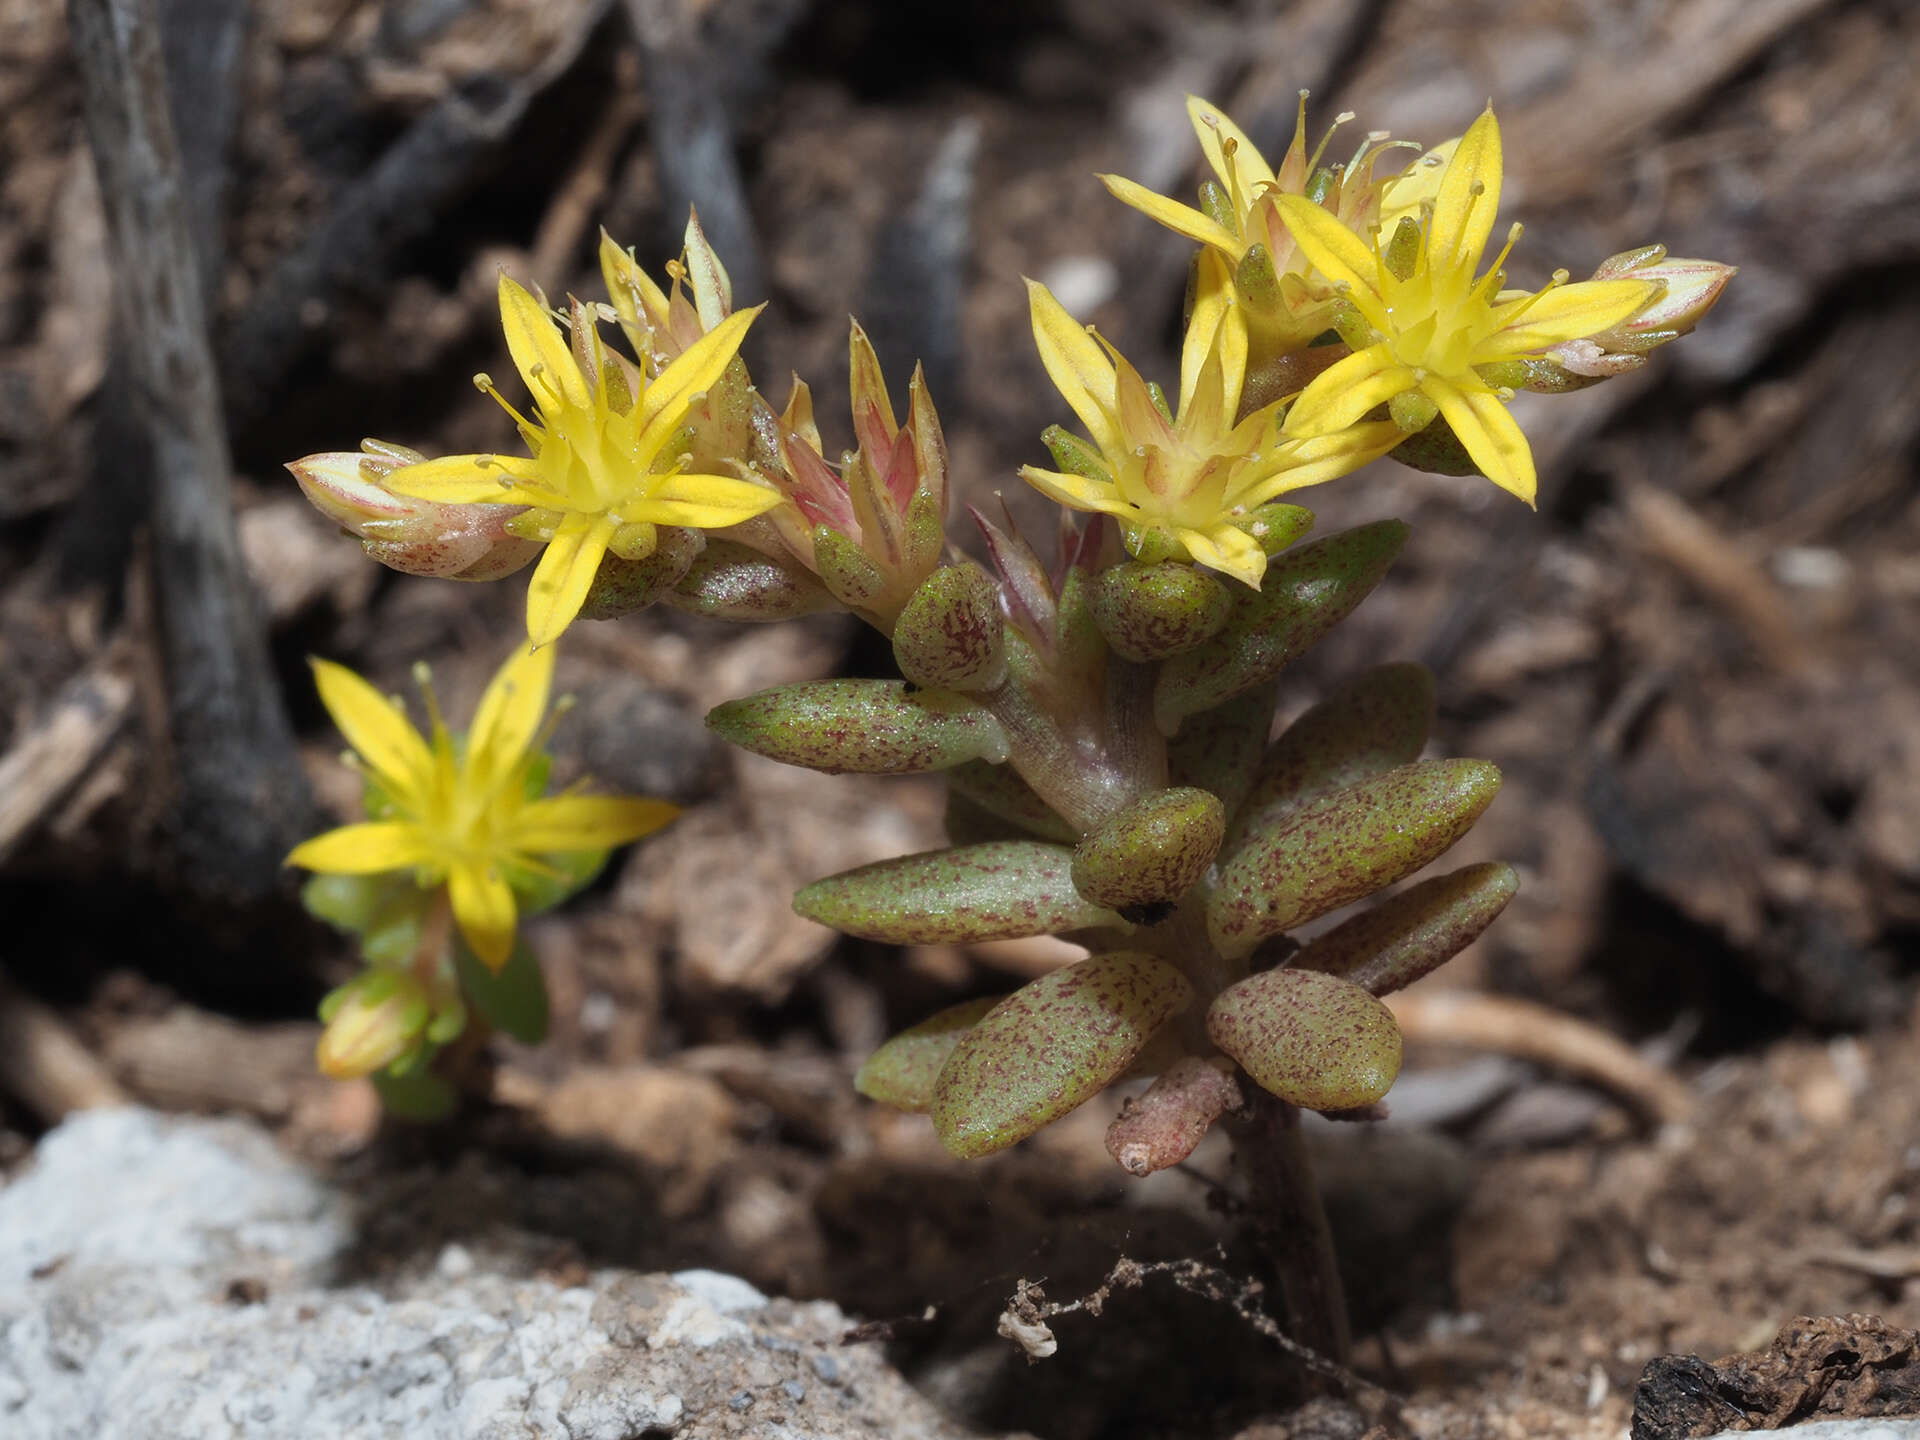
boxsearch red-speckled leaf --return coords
[931,950,1193,1158]
[793,840,1129,944]
[946,761,1079,843]
[1166,683,1278,818]
[707,679,1008,774]
[1154,520,1409,734]
[855,996,1005,1112]
[1227,662,1436,852]
[1070,787,1225,915]
[666,539,837,621]
[892,563,1007,691]
[1208,968,1402,1111]
[1207,759,1501,959]
[1293,861,1519,995]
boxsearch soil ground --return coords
[4,2,1920,1437]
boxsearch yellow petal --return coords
[1282,345,1418,438]
[1025,278,1122,458]
[1428,108,1502,278]
[1423,374,1536,505]
[629,472,783,529]
[1271,197,1391,333]
[1179,249,1246,425]
[634,304,760,441]
[1098,174,1244,256]
[499,274,591,414]
[513,795,679,852]
[1476,280,1662,359]
[1177,524,1267,588]
[525,512,615,646]
[287,821,437,875]
[1380,138,1459,229]
[1235,422,1402,506]
[385,453,560,509]
[1018,465,1134,519]
[1186,95,1274,209]
[309,659,433,795]
[449,862,518,971]
[466,640,555,785]
[599,228,671,332]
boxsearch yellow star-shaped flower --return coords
[1017,262,1399,588]
[286,641,677,970]
[1273,107,1661,503]
[384,275,782,644]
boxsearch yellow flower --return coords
[383,275,783,644]
[1101,95,1419,353]
[1272,108,1661,503]
[1017,265,1399,588]
[286,641,678,970]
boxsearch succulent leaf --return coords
[1154,520,1409,733]
[1229,661,1436,851]
[1208,759,1502,958]
[1292,861,1519,995]
[574,526,703,621]
[1207,968,1402,1111]
[707,680,1009,774]
[946,760,1080,844]
[665,539,837,621]
[793,840,1129,944]
[931,950,1194,1158]
[855,996,1004,1111]
[1166,683,1277,817]
[1070,787,1226,918]
[893,563,1008,691]
[1088,561,1232,662]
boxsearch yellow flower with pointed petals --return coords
[1017,264,1400,588]
[383,275,783,645]
[1273,108,1661,503]
[1101,95,1419,354]
[286,641,678,971]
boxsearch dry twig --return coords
[0,643,134,863]
[0,971,130,1121]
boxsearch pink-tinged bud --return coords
[1549,247,1737,376]
[315,970,431,1079]
[288,443,540,582]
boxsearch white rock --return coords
[0,1108,996,1440]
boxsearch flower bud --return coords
[288,444,540,582]
[1546,247,1737,378]
[315,970,431,1079]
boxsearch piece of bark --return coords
[69,0,311,898]
[0,972,131,1122]
[0,645,135,864]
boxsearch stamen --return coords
[527,361,567,408]
[473,373,536,433]
[413,663,449,743]
[1470,222,1527,305]
[1305,111,1357,177]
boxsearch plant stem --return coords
[1228,1084,1352,1367]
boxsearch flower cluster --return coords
[285,98,1732,1165]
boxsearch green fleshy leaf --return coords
[1070,787,1225,918]
[1088,561,1232,662]
[893,562,1007,691]
[794,840,1129,944]
[1387,416,1476,476]
[576,525,703,621]
[708,679,1009,774]
[507,847,607,919]
[665,538,838,621]
[1154,520,1410,734]
[1207,759,1502,959]
[1207,968,1401,1111]
[855,996,1004,1112]
[454,935,550,1044]
[1292,861,1519,996]
[931,951,1194,1158]
[372,1065,459,1122]
[1166,683,1276,818]
[945,760,1079,844]
[1227,661,1436,853]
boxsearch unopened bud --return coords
[1547,248,1737,377]
[288,445,540,581]
[315,970,431,1080]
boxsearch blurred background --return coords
[4,1,1920,1436]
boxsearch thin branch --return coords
[69,0,310,897]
